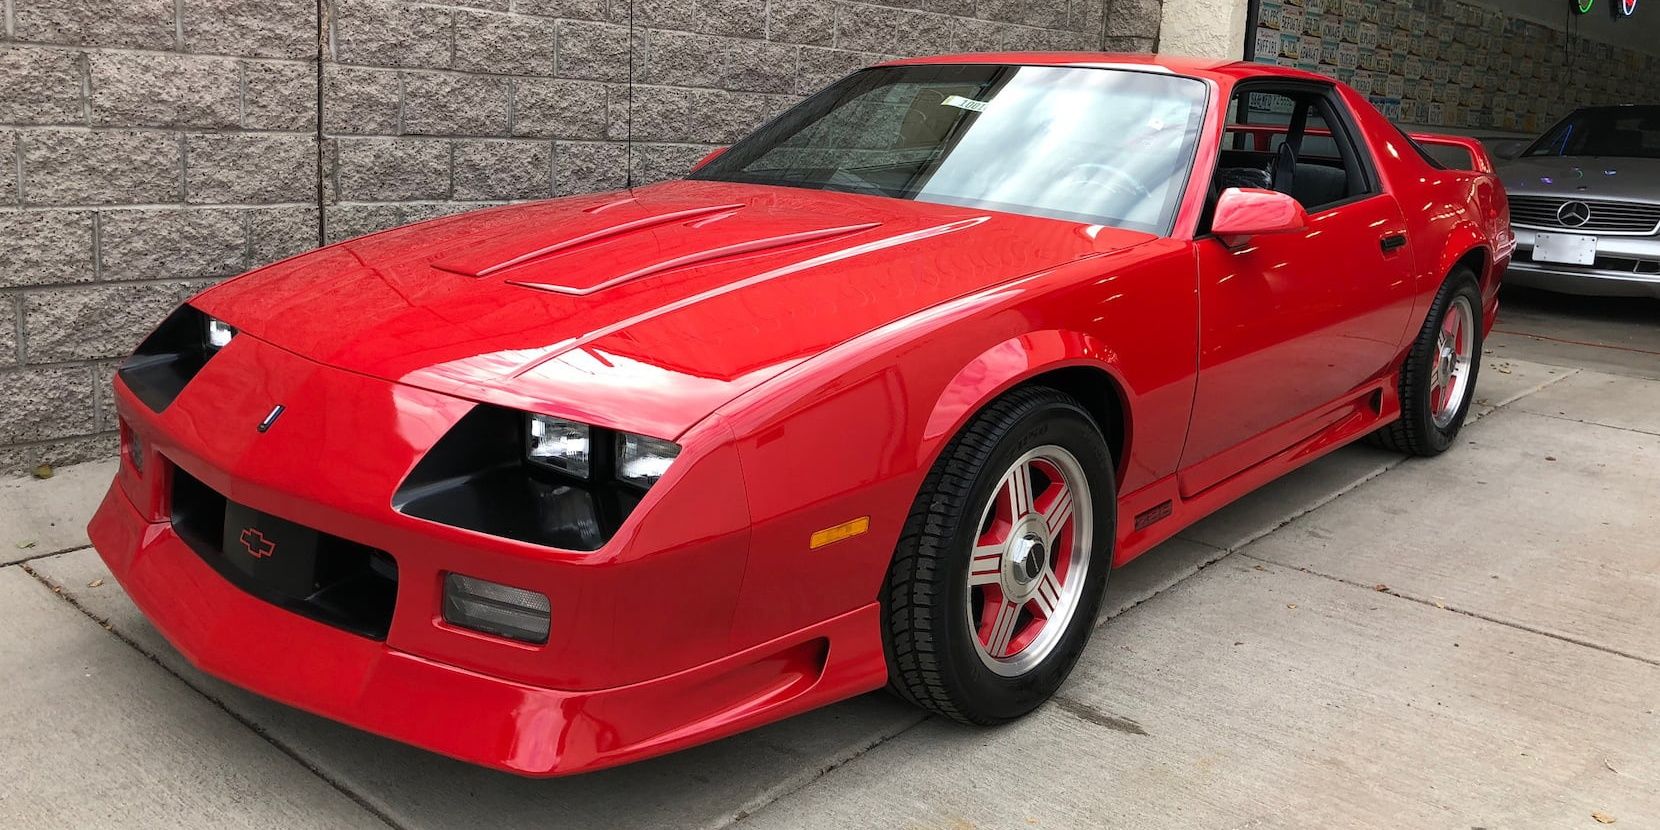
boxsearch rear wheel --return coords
[1371,270,1483,456]
[882,386,1115,724]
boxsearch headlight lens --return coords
[205,316,236,351]
[617,433,681,489]
[526,414,591,478]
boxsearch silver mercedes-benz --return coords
[1501,105,1660,299]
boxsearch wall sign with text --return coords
[1247,0,1660,131]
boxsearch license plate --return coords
[221,502,320,598]
[1532,232,1598,265]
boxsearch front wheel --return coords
[1371,269,1484,456]
[882,386,1116,724]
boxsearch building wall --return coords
[1247,0,1660,134]
[1159,0,1247,59]
[0,0,1163,473]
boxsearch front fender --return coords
[922,330,1131,469]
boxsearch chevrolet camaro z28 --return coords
[89,55,1512,776]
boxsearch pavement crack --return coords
[709,710,931,829]
[18,562,410,830]
[1508,408,1660,439]
[1237,552,1660,669]
[1101,455,1413,631]
[2,543,93,567]
[1095,538,1230,629]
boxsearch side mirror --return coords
[691,146,727,173]
[1212,187,1308,246]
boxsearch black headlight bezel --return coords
[393,405,677,552]
[117,304,233,413]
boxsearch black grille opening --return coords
[171,467,399,640]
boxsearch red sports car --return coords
[90,54,1512,776]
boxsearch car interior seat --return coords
[1291,162,1349,208]
[1216,165,1274,191]
[1272,142,1297,198]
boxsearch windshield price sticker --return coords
[941,95,989,113]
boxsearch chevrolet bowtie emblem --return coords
[239,528,277,559]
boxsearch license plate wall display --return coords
[1246,0,1660,133]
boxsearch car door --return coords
[1178,84,1415,496]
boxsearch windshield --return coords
[690,65,1210,235]
[1526,106,1660,159]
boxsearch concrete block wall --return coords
[1,0,321,472]
[0,0,1162,473]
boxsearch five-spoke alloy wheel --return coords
[883,386,1115,724]
[1429,294,1475,430]
[966,447,1093,676]
[1371,267,1484,456]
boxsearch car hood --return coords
[1499,155,1660,203]
[196,180,1152,438]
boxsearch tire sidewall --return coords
[1411,275,1484,453]
[935,401,1116,720]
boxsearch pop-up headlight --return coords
[118,304,235,413]
[397,406,686,551]
[617,433,681,489]
[205,316,236,351]
[526,414,591,478]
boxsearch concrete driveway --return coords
[3,289,1656,829]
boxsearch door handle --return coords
[1380,233,1408,253]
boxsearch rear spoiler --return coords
[1407,132,1496,173]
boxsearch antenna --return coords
[625,0,636,190]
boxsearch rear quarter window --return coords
[1420,143,1472,170]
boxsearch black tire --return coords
[881,386,1116,725]
[1370,269,1483,456]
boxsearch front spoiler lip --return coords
[88,484,887,776]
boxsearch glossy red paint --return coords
[1210,187,1309,241]
[88,54,1512,776]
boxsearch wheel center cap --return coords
[1008,534,1046,585]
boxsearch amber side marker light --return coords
[810,517,870,550]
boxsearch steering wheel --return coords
[1059,162,1154,201]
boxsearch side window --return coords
[1213,86,1375,214]
[1419,143,1469,170]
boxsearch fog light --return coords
[442,573,550,644]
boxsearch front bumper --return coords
[1507,227,1660,298]
[90,329,888,775]
[91,470,885,775]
